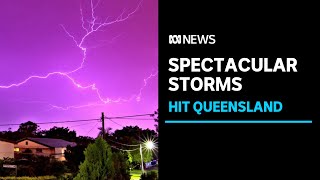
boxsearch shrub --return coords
[48,160,67,178]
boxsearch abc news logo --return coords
[169,35,215,45]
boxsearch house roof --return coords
[0,138,15,144]
[17,137,76,148]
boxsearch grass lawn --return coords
[130,168,158,180]
[130,169,142,180]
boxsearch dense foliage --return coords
[74,137,114,180]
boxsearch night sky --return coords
[0,0,158,136]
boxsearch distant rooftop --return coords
[0,138,15,144]
[19,137,76,148]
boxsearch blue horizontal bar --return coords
[165,120,312,124]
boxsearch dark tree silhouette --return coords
[1,122,39,141]
[18,121,39,137]
[38,126,77,142]
[152,109,159,132]
[64,136,95,174]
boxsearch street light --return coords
[145,141,155,150]
[140,140,156,174]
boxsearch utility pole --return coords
[101,112,105,139]
[140,144,145,174]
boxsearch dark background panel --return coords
[159,1,317,179]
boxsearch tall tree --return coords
[74,137,114,180]
[17,121,39,137]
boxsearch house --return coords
[15,137,76,161]
[0,138,15,159]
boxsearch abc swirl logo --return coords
[169,35,182,44]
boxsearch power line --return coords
[105,137,140,147]
[69,122,96,128]
[86,122,99,136]
[0,118,100,127]
[109,119,125,128]
[106,113,154,119]
[111,146,140,152]
[111,117,155,121]
[0,113,156,127]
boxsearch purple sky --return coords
[0,0,158,137]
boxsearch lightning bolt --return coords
[48,71,158,110]
[135,71,158,102]
[0,0,157,110]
